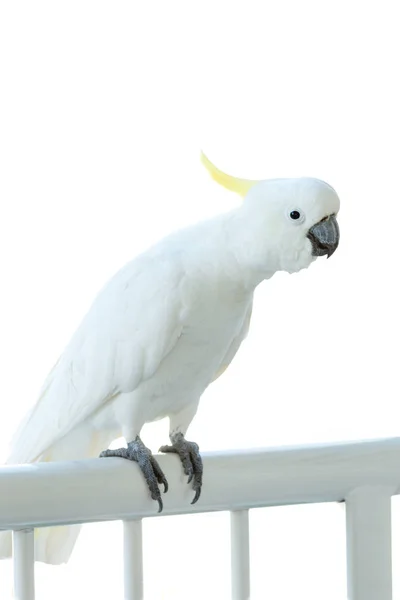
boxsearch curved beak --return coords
[307,214,340,258]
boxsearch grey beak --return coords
[307,214,340,258]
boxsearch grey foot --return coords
[159,432,203,504]
[100,436,168,513]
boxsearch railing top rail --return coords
[1,436,400,530]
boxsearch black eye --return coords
[290,210,301,220]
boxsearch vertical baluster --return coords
[230,510,250,600]
[346,487,392,600]
[123,519,143,600]
[13,529,35,600]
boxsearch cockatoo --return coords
[0,154,340,564]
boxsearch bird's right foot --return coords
[100,436,168,512]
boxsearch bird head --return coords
[201,153,340,275]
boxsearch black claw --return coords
[191,487,201,504]
[150,455,169,494]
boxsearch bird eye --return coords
[287,208,305,225]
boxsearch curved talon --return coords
[149,455,169,494]
[149,489,163,513]
[191,487,201,505]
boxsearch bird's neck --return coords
[220,209,278,290]
[180,209,277,293]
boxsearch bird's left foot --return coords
[159,432,203,504]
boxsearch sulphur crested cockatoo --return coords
[0,154,340,564]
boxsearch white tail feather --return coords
[0,423,113,565]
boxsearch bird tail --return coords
[0,424,112,565]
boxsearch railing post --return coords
[346,487,393,600]
[123,519,143,600]
[230,510,250,600]
[12,529,35,600]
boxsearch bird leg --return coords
[159,432,203,504]
[100,436,168,513]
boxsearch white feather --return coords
[1,177,340,563]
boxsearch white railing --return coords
[1,437,400,600]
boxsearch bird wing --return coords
[8,252,185,463]
[212,300,253,381]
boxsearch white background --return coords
[0,1,399,598]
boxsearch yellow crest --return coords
[200,152,258,198]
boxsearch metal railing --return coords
[1,436,400,600]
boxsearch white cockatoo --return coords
[0,154,340,564]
